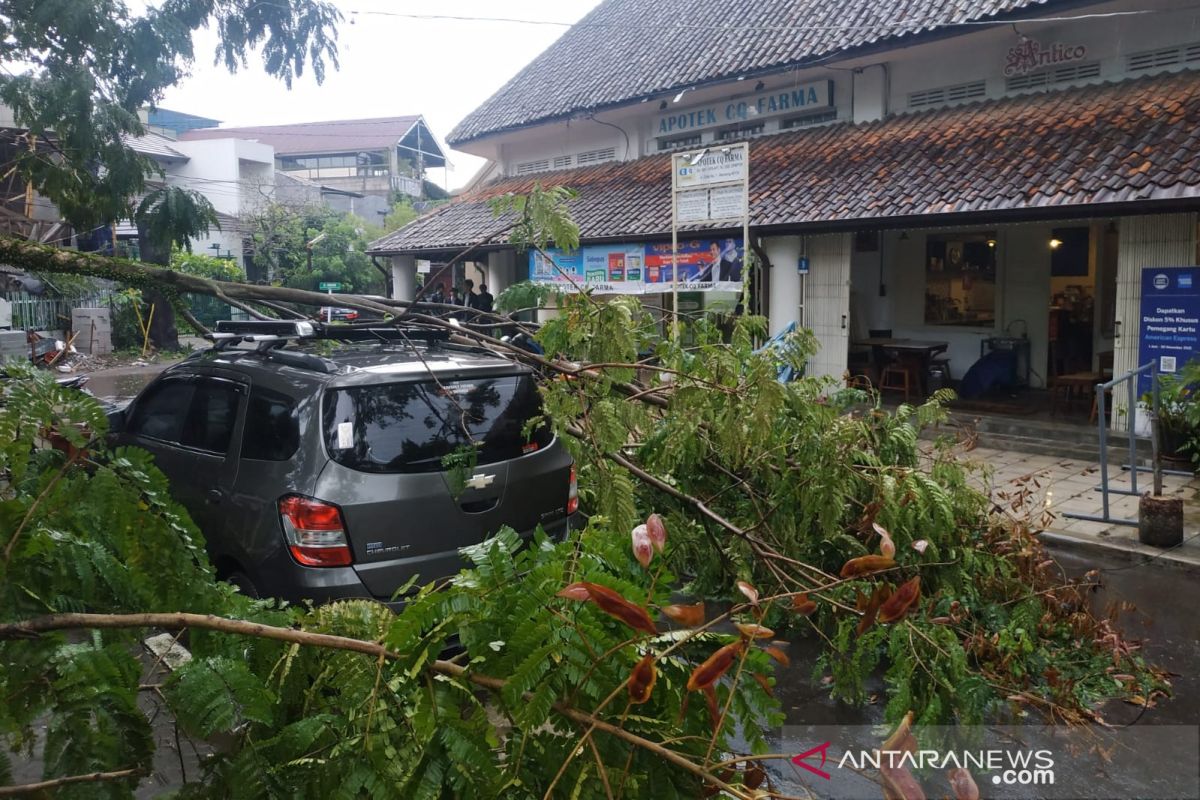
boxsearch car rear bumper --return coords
[255,514,577,611]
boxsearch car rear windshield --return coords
[322,374,552,473]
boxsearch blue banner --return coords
[1138,266,1200,395]
[529,239,744,294]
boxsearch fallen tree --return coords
[0,209,1169,797]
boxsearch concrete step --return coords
[927,410,1154,463]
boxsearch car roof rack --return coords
[313,326,450,344]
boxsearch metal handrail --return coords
[1066,360,1158,526]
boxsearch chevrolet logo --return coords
[465,473,495,490]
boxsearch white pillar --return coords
[390,254,416,302]
[1112,213,1198,429]
[487,250,517,297]
[763,235,802,336]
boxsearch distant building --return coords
[181,115,448,221]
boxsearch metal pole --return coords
[1152,359,1163,497]
[1128,370,1138,496]
[671,154,679,344]
[1098,385,1110,520]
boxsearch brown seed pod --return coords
[628,654,657,705]
[581,582,659,635]
[839,554,897,578]
[736,580,759,605]
[763,645,791,667]
[792,593,818,616]
[734,622,775,640]
[556,582,591,601]
[687,640,745,691]
[857,585,888,636]
[878,577,921,624]
[661,602,705,627]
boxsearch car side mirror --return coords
[105,404,128,434]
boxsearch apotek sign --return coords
[655,81,833,137]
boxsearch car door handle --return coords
[207,489,223,505]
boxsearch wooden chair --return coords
[880,354,921,402]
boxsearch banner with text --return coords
[1139,266,1200,395]
[529,238,744,294]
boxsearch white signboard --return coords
[667,143,751,329]
[707,185,746,220]
[676,189,710,224]
[675,147,748,190]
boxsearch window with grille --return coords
[514,159,550,176]
[778,110,838,130]
[908,81,987,110]
[576,147,617,166]
[657,134,702,152]
[715,123,766,141]
[1127,43,1200,72]
[1005,62,1100,92]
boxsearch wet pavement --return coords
[84,362,173,407]
[756,546,1200,799]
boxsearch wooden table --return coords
[852,338,950,395]
[1051,371,1104,416]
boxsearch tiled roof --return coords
[449,0,1059,144]
[180,116,421,156]
[124,131,189,161]
[371,72,1200,255]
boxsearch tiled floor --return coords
[929,444,1200,562]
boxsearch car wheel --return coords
[226,572,260,599]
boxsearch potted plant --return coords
[1148,358,1200,472]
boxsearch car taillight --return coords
[278,495,352,567]
[566,465,579,515]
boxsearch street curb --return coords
[1039,528,1200,576]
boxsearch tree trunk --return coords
[136,224,179,351]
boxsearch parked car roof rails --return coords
[309,325,450,345]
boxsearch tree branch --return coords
[0,612,756,798]
[0,767,143,797]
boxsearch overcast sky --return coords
[157,0,602,191]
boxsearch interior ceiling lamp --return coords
[1049,238,1063,250]
[987,238,997,248]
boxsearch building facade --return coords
[181,116,449,222]
[371,0,1200,417]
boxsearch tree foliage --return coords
[245,202,384,294]
[0,366,784,798]
[0,0,341,232]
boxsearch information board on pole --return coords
[1138,266,1200,395]
[669,143,750,333]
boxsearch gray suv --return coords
[114,321,578,607]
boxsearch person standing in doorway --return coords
[463,279,478,308]
[476,283,495,314]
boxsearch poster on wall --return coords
[530,238,744,295]
[1138,266,1200,395]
